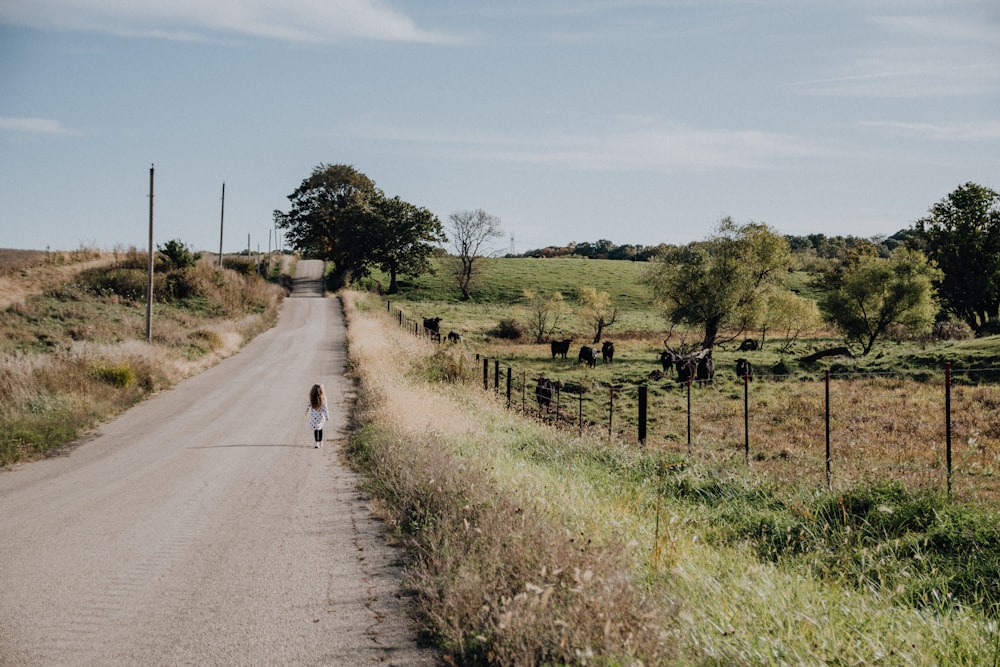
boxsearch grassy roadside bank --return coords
[0,250,290,466]
[343,289,1000,665]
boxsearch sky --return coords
[1,1,998,254]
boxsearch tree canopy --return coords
[273,164,444,291]
[643,218,791,349]
[819,247,941,355]
[578,286,618,343]
[913,182,1000,334]
[366,193,446,293]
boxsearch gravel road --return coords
[0,260,435,666]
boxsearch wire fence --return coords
[387,301,1000,504]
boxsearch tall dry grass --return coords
[343,289,1000,665]
[345,293,672,665]
[0,251,286,466]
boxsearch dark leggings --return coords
[314,429,323,442]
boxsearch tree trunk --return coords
[458,257,473,300]
[387,266,399,294]
[702,318,720,350]
[799,346,853,363]
[328,268,351,291]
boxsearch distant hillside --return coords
[367,257,653,309]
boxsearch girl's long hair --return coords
[309,384,324,409]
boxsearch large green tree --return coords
[913,182,1000,334]
[367,193,445,294]
[820,248,941,355]
[643,218,791,349]
[274,163,442,290]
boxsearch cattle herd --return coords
[421,316,757,409]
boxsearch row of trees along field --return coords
[274,166,999,354]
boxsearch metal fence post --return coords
[825,370,832,490]
[638,385,647,445]
[743,374,750,465]
[686,377,692,454]
[521,371,526,413]
[608,387,614,437]
[506,367,512,408]
[946,362,952,499]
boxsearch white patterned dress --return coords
[307,401,329,430]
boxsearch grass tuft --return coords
[90,362,135,388]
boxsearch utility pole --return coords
[146,165,154,343]
[218,182,225,269]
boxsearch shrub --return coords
[424,347,472,384]
[91,362,135,388]
[157,239,200,269]
[222,258,254,275]
[771,358,792,378]
[187,329,223,358]
[78,267,150,301]
[933,319,974,341]
[492,317,524,340]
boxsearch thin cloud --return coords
[0,0,457,44]
[355,116,839,172]
[790,58,1000,98]
[0,117,72,134]
[859,120,1000,141]
[791,10,1000,98]
[871,14,1000,45]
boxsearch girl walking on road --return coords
[306,384,329,448]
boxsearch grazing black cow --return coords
[447,331,462,343]
[675,357,696,384]
[736,358,754,381]
[659,349,679,372]
[422,316,442,333]
[661,348,698,384]
[694,349,714,385]
[578,346,598,368]
[738,339,759,352]
[601,341,615,364]
[535,377,554,408]
[550,338,572,359]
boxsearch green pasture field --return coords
[366,255,1000,504]
[368,255,1000,377]
[372,256,653,307]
